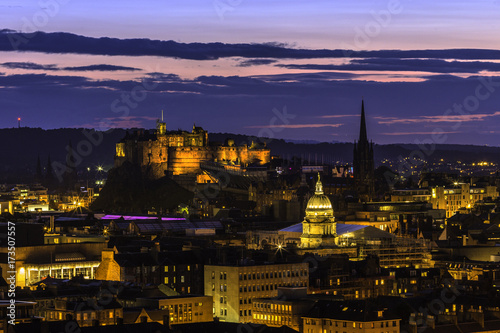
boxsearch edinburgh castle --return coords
[114,118,271,178]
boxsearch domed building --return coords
[301,174,338,248]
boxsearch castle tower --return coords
[353,100,375,201]
[157,110,166,135]
[300,173,337,248]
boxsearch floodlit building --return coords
[0,239,106,287]
[204,262,309,324]
[114,121,270,178]
[251,287,315,331]
[391,183,498,218]
[300,174,338,249]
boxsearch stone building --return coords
[115,120,270,178]
[353,101,375,201]
[300,174,337,248]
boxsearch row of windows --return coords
[164,265,194,273]
[239,270,307,280]
[164,276,186,284]
[211,283,227,292]
[239,310,251,317]
[305,319,397,328]
[254,303,291,313]
[253,313,292,324]
[239,282,306,293]
[48,311,115,321]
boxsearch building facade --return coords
[391,183,498,218]
[204,263,309,323]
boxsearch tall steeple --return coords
[359,100,368,143]
[353,100,375,202]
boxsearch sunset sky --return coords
[1,0,500,145]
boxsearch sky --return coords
[1,0,500,145]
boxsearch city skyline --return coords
[1,1,500,145]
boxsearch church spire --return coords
[359,100,368,143]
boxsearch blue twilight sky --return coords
[1,0,500,145]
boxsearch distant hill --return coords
[1,127,499,183]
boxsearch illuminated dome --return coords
[305,173,334,218]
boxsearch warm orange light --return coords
[18,117,21,121]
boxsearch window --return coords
[187,265,190,271]
[165,266,168,272]
[181,276,185,283]
[164,277,169,284]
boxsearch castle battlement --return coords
[114,120,270,178]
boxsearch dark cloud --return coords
[1,62,140,72]
[146,73,182,81]
[237,59,278,67]
[2,62,58,70]
[1,70,500,145]
[2,30,500,60]
[278,59,500,74]
[63,64,141,71]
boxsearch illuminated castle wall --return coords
[115,121,270,178]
